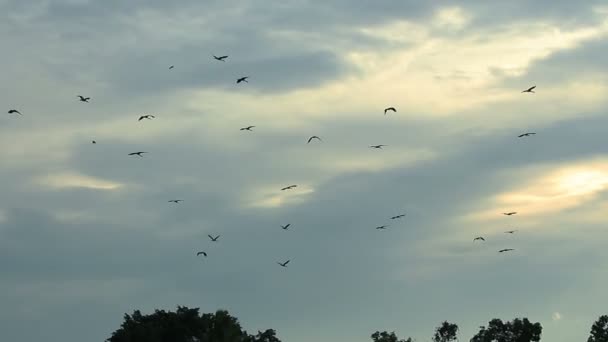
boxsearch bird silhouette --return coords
[498,248,514,253]
[503,212,517,216]
[370,145,387,149]
[240,126,255,131]
[474,237,485,241]
[128,152,148,157]
[307,136,322,143]
[277,260,290,267]
[375,225,388,230]
[281,224,291,230]
[518,132,536,137]
[213,55,228,62]
[504,230,518,234]
[196,251,207,257]
[77,95,90,102]
[168,200,183,203]
[281,185,297,191]
[522,86,536,93]
[92,140,96,144]
[169,65,174,69]
[237,76,249,84]
[208,235,220,242]
[384,107,396,115]
[390,214,406,219]
[8,109,22,115]
[138,115,155,121]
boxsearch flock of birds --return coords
[5,54,540,267]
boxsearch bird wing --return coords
[284,260,290,265]
[530,86,536,91]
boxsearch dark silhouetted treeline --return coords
[106,307,608,342]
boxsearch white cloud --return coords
[552,312,562,321]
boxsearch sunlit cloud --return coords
[432,6,472,31]
[553,312,562,321]
[468,159,608,223]
[245,185,315,209]
[34,172,124,190]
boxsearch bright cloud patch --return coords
[34,172,124,190]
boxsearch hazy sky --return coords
[1,1,608,341]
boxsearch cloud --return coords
[553,312,563,321]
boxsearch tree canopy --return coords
[106,306,280,342]
[588,315,608,342]
[371,331,414,342]
[433,321,459,342]
[470,318,542,342]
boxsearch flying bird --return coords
[213,55,228,62]
[522,86,536,93]
[8,109,21,115]
[138,115,155,121]
[169,65,174,69]
[77,95,90,102]
[240,126,255,131]
[375,225,388,230]
[369,145,387,149]
[237,76,249,84]
[503,212,517,216]
[384,107,396,115]
[208,235,220,242]
[128,152,148,157]
[92,140,96,144]
[474,237,485,241]
[498,248,515,253]
[307,136,321,143]
[281,224,291,230]
[518,132,536,137]
[277,260,290,267]
[196,251,207,257]
[504,230,518,234]
[168,200,183,203]
[390,214,406,219]
[281,185,297,191]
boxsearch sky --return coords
[1,1,607,341]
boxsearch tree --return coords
[433,321,459,342]
[106,306,281,342]
[588,315,608,342]
[371,331,414,342]
[470,318,542,342]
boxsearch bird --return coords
[77,95,90,102]
[498,248,514,253]
[92,140,96,144]
[213,55,228,62]
[307,136,322,143]
[138,115,155,121]
[369,145,387,149]
[474,237,485,241]
[169,65,174,69]
[208,235,220,242]
[240,126,255,131]
[168,200,183,203]
[237,76,249,84]
[390,214,406,219]
[518,132,536,137]
[504,230,518,234]
[503,212,517,216]
[384,107,396,115]
[128,152,147,157]
[375,225,388,230]
[281,185,297,191]
[8,109,21,115]
[196,251,207,257]
[281,224,291,230]
[522,86,536,93]
[277,260,290,267]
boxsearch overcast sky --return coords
[1,1,608,341]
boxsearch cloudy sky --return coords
[1,1,608,341]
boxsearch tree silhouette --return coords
[470,318,542,342]
[106,306,281,342]
[588,315,608,342]
[371,331,414,342]
[433,321,459,342]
